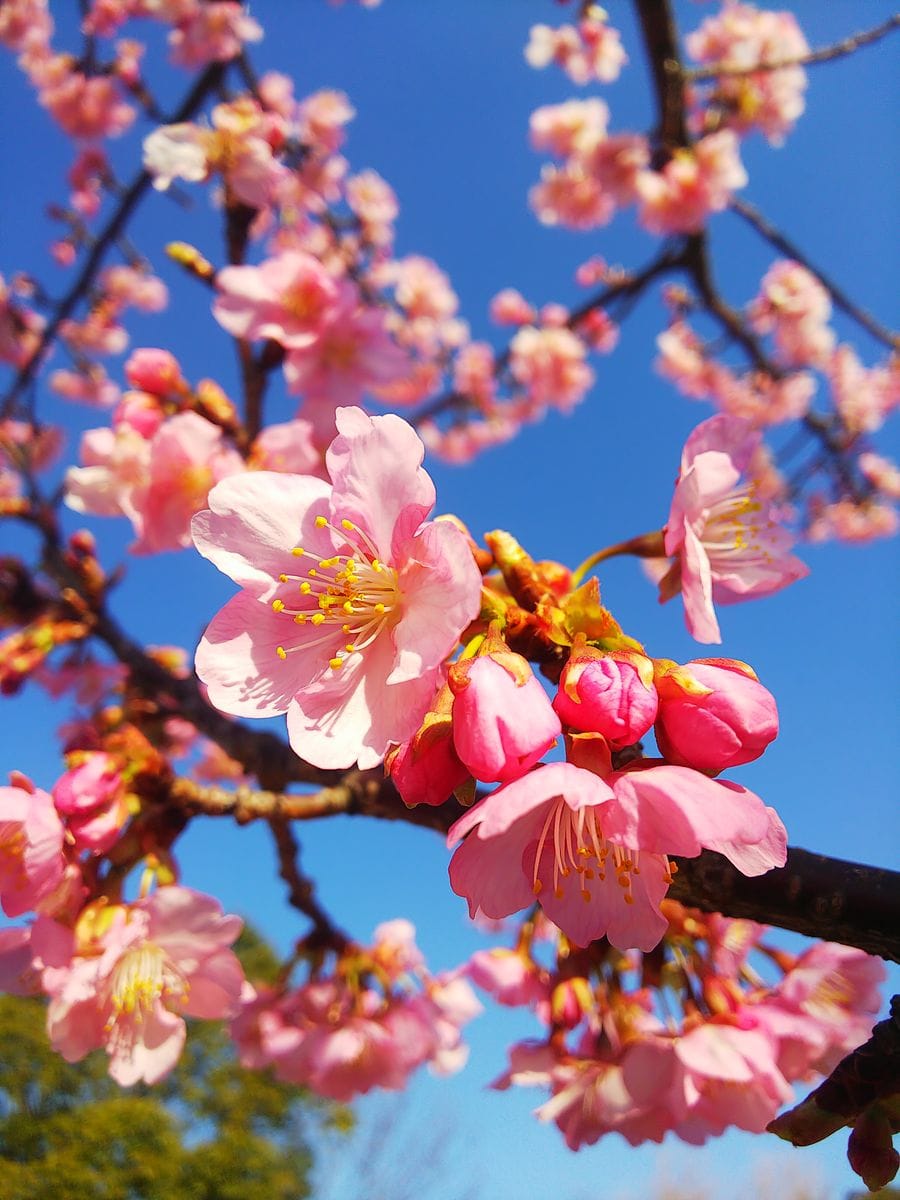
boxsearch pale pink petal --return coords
[196,590,322,717]
[192,471,332,596]
[387,521,482,683]
[448,818,539,919]
[326,407,435,559]
[108,1003,185,1086]
[703,802,787,875]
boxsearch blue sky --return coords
[1,2,898,1196]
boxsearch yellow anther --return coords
[279,573,290,583]
[300,582,312,594]
[276,646,287,660]
[374,603,386,615]
[292,547,305,557]
[272,599,285,612]
[319,557,339,569]
[329,657,344,670]
[308,568,318,577]
[315,515,328,528]
[342,624,352,634]
[294,614,307,624]
[341,519,354,530]
[345,643,355,653]
[372,559,383,572]
[311,612,326,626]
[342,600,355,614]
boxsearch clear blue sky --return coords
[1,3,897,1196]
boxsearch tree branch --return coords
[729,196,899,352]
[687,15,900,80]
[169,776,900,963]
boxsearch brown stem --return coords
[269,817,350,951]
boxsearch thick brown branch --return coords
[634,0,689,149]
[687,15,900,80]
[171,776,900,963]
[1,63,227,417]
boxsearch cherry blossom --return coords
[43,886,245,1086]
[659,414,809,642]
[194,407,482,768]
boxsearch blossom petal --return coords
[196,590,319,717]
[327,407,435,559]
[192,471,332,596]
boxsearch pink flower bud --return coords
[112,390,164,438]
[655,660,778,772]
[554,654,658,746]
[53,753,128,853]
[124,347,185,396]
[450,655,560,783]
[386,730,470,808]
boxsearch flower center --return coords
[272,515,401,672]
[108,942,185,1021]
[530,797,643,906]
[702,483,776,566]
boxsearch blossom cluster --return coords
[231,919,480,1101]
[469,903,884,1150]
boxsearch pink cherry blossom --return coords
[194,406,482,769]
[660,414,809,642]
[508,325,594,414]
[250,419,322,477]
[43,886,245,1086]
[213,251,341,350]
[0,784,66,918]
[748,260,834,367]
[132,412,245,555]
[525,15,626,85]
[168,2,262,68]
[282,294,407,406]
[686,3,809,145]
[466,948,549,1008]
[449,758,785,952]
[636,132,747,235]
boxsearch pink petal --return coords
[196,590,319,717]
[603,766,770,859]
[326,407,435,560]
[192,471,332,596]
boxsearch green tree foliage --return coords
[0,929,348,1200]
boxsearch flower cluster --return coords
[231,920,480,1100]
[474,903,883,1150]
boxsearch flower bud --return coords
[554,651,657,746]
[655,659,778,772]
[450,654,560,783]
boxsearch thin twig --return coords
[269,817,350,951]
[729,196,898,351]
[1,63,226,418]
[687,15,900,80]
